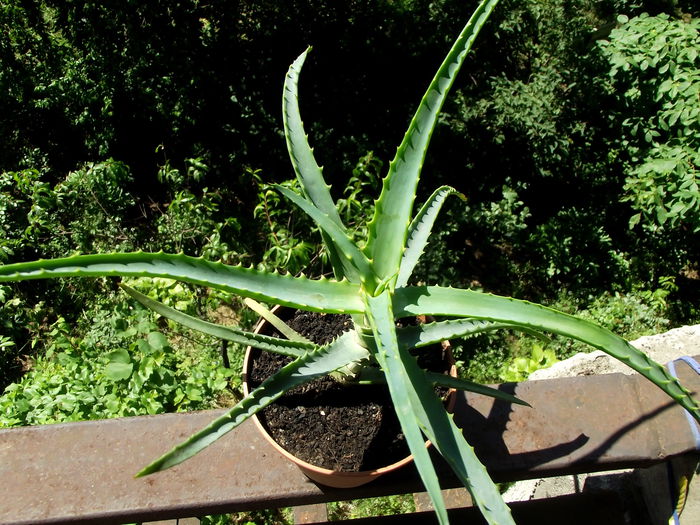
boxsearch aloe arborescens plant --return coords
[1,1,699,524]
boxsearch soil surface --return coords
[247,310,449,472]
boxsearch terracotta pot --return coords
[242,308,456,489]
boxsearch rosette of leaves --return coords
[1,2,698,524]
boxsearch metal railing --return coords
[2,358,699,524]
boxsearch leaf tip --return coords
[134,466,153,478]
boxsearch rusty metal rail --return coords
[1,358,699,524]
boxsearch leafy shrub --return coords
[125,277,202,317]
[28,160,139,256]
[250,168,318,274]
[625,144,700,232]
[0,161,139,259]
[335,151,382,247]
[0,304,233,427]
[478,62,573,178]
[199,509,293,525]
[0,169,46,262]
[155,187,240,260]
[248,152,381,275]
[577,291,671,339]
[457,336,511,384]
[547,289,672,359]
[0,159,250,389]
[0,162,143,366]
[523,207,631,294]
[600,13,700,233]
[155,157,241,261]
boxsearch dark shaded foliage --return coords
[0,0,698,315]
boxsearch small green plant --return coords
[1,2,698,524]
[499,343,558,383]
[328,494,415,520]
[335,151,383,244]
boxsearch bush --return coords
[0,301,234,427]
[600,13,700,233]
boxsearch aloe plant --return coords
[1,1,698,524]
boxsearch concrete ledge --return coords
[1,356,699,524]
[455,357,700,481]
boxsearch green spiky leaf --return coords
[365,291,450,524]
[365,0,500,283]
[424,372,530,407]
[397,318,508,349]
[355,366,529,406]
[367,290,515,525]
[137,330,369,476]
[0,252,364,314]
[283,47,351,281]
[120,284,312,357]
[396,317,550,349]
[395,285,700,421]
[283,48,344,229]
[397,186,464,287]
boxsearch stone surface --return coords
[529,325,700,380]
[413,488,473,512]
[507,325,700,525]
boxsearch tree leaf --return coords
[147,332,169,351]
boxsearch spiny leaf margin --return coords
[394,285,700,421]
[365,0,500,282]
[0,252,364,314]
[397,318,510,349]
[396,185,464,287]
[283,47,351,281]
[137,330,369,476]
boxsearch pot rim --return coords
[241,306,456,487]
[242,347,420,481]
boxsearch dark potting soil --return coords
[247,310,450,472]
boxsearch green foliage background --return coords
[0,0,697,521]
[0,0,698,500]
